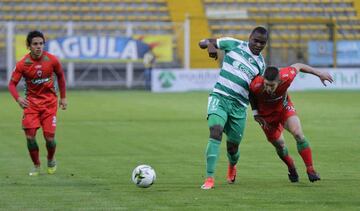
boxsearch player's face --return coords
[263,79,279,94]
[29,37,44,59]
[249,32,267,55]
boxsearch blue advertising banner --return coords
[44,36,151,62]
[308,41,333,66]
[308,41,360,66]
[337,41,360,66]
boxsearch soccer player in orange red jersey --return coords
[8,30,67,176]
[249,63,333,182]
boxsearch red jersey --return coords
[9,51,66,101]
[250,66,297,116]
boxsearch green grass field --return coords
[0,90,359,210]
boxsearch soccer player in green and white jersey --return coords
[199,26,268,189]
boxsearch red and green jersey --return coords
[10,51,66,101]
[250,66,297,116]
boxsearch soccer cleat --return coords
[201,177,215,190]
[47,159,57,175]
[288,168,299,183]
[29,165,40,176]
[227,164,237,184]
[307,170,321,182]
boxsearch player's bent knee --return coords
[272,139,285,149]
[293,133,304,142]
[289,125,303,138]
[26,138,36,143]
[209,125,223,141]
[24,128,37,139]
[44,132,55,142]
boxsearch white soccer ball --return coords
[131,165,156,188]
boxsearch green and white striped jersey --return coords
[213,37,265,107]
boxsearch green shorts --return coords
[207,93,247,143]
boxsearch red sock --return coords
[29,149,40,166]
[281,155,295,170]
[299,147,314,172]
[46,141,56,161]
[47,148,56,160]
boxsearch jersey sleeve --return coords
[280,66,298,86]
[8,63,23,101]
[249,76,263,94]
[216,37,242,51]
[10,63,23,83]
[249,76,263,111]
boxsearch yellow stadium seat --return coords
[0,6,12,12]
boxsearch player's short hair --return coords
[264,66,279,81]
[251,26,268,38]
[26,30,45,46]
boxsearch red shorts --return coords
[260,102,297,141]
[22,97,58,134]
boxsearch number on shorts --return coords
[208,96,220,112]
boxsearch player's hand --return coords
[59,98,67,110]
[208,44,218,60]
[319,72,334,86]
[254,115,269,130]
[16,97,29,109]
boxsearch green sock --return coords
[27,139,39,150]
[276,146,289,157]
[296,137,310,152]
[205,138,221,177]
[227,150,240,166]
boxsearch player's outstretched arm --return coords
[291,63,334,86]
[199,38,218,60]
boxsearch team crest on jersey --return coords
[35,65,43,77]
[232,61,241,69]
[36,70,43,77]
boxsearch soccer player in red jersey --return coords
[249,63,333,182]
[8,30,67,176]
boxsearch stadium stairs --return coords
[166,0,218,68]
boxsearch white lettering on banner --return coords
[48,37,140,59]
[107,37,120,58]
[99,37,107,57]
[177,71,218,82]
[121,41,138,59]
[152,69,360,93]
[63,37,80,57]
[48,41,65,59]
[80,36,98,57]
[332,72,359,86]
[152,69,220,92]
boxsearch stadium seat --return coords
[205,0,359,57]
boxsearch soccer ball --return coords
[131,165,156,188]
